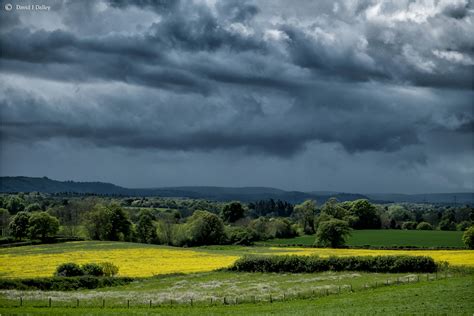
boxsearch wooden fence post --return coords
[102,299,105,308]
[190,298,193,306]
[49,298,51,308]
[149,300,152,308]
[270,295,272,303]
[127,299,130,309]
[76,298,79,308]
[20,297,23,307]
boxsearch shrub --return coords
[82,263,104,277]
[416,222,433,230]
[55,263,84,277]
[457,221,472,231]
[99,262,119,277]
[225,226,257,245]
[401,221,417,230]
[230,255,438,273]
[462,226,474,249]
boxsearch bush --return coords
[225,226,257,245]
[82,263,104,277]
[230,255,438,273]
[99,262,119,277]
[401,221,417,230]
[457,221,472,231]
[55,263,84,277]
[462,226,474,249]
[416,222,433,230]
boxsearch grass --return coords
[0,241,473,278]
[0,275,472,315]
[260,229,465,248]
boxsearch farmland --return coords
[0,273,472,315]
[260,230,466,248]
[0,241,473,278]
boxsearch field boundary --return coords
[255,243,466,250]
[0,272,463,310]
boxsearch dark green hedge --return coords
[0,276,134,291]
[230,255,438,273]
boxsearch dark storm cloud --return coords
[0,0,472,159]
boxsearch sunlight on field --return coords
[0,241,473,278]
[0,242,238,278]
[263,248,474,267]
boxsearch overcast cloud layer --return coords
[0,0,472,193]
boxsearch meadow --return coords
[0,241,473,278]
[260,229,465,248]
[0,241,473,314]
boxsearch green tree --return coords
[25,203,42,213]
[462,226,474,249]
[84,204,132,241]
[136,209,157,244]
[8,211,30,240]
[221,202,245,223]
[314,219,351,248]
[6,196,24,215]
[187,210,226,246]
[28,212,60,240]
[348,199,381,229]
[293,200,316,234]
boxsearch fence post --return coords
[20,297,23,307]
[283,293,285,301]
[190,298,193,306]
[127,299,130,309]
[326,289,329,296]
[102,299,105,308]
[149,300,152,308]
[49,298,51,308]
[350,284,353,292]
[252,296,255,304]
[270,295,272,303]
[210,297,213,305]
[76,298,79,308]
[224,296,227,305]
[170,299,173,306]
[338,285,341,294]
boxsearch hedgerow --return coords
[230,255,438,273]
[0,276,134,291]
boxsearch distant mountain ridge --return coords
[0,176,472,204]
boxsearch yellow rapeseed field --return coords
[262,247,474,267]
[0,241,472,278]
[0,243,239,278]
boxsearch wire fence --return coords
[3,271,460,309]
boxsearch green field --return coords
[0,275,472,315]
[259,230,465,248]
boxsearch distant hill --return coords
[0,176,472,204]
[0,176,368,203]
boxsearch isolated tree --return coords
[8,211,30,240]
[293,200,316,234]
[462,226,474,249]
[0,208,10,237]
[28,212,60,240]
[187,210,226,246]
[314,219,351,248]
[221,202,245,223]
[136,209,157,244]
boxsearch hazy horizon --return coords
[1,0,472,194]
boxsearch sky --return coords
[0,0,472,194]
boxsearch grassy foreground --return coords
[260,230,465,248]
[0,276,472,315]
[1,241,473,278]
